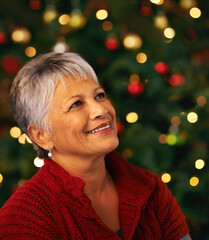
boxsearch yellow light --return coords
[10,127,21,138]
[26,136,32,144]
[187,112,198,123]
[12,28,31,43]
[180,0,196,9]
[161,173,171,183]
[123,34,142,49]
[0,173,3,184]
[53,40,69,53]
[154,15,168,29]
[25,46,36,57]
[166,134,177,145]
[159,134,167,144]
[18,134,27,144]
[136,52,147,63]
[190,7,201,18]
[171,116,181,126]
[43,7,58,23]
[164,27,175,39]
[58,14,70,25]
[96,9,108,20]
[102,21,113,31]
[69,12,86,28]
[122,148,133,158]
[34,157,44,168]
[126,112,138,123]
[195,159,205,169]
[129,74,140,83]
[197,96,207,106]
[150,0,164,5]
[190,176,199,187]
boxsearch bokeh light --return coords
[187,112,198,123]
[197,96,207,106]
[58,14,70,25]
[12,28,31,43]
[102,21,113,31]
[190,7,201,18]
[126,112,138,123]
[129,74,140,83]
[96,9,108,20]
[34,157,44,168]
[150,0,164,5]
[161,173,171,183]
[43,6,58,23]
[159,134,167,144]
[18,134,27,144]
[122,148,133,158]
[10,127,21,138]
[166,134,177,145]
[136,52,147,63]
[123,34,142,49]
[190,176,199,187]
[164,27,175,39]
[154,14,168,29]
[25,46,36,57]
[195,159,205,170]
[171,116,181,126]
[0,173,3,184]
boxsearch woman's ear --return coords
[27,125,52,151]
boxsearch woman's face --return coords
[47,77,119,162]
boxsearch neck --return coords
[53,154,110,196]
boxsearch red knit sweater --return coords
[0,151,189,240]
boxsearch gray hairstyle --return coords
[10,52,99,158]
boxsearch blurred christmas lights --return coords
[154,14,168,29]
[187,112,198,123]
[96,9,108,20]
[128,82,144,97]
[190,176,199,187]
[123,34,142,49]
[155,62,169,74]
[161,173,171,183]
[150,0,164,5]
[126,112,138,123]
[164,27,175,39]
[12,28,31,43]
[196,96,207,106]
[195,159,205,170]
[166,134,177,145]
[59,14,70,25]
[102,21,113,31]
[43,6,58,23]
[0,173,3,184]
[159,134,167,144]
[18,134,27,144]
[105,36,119,50]
[122,148,133,158]
[25,46,36,57]
[10,127,21,138]
[136,52,147,64]
[190,7,201,18]
[171,116,181,126]
[34,157,44,168]
[180,0,196,9]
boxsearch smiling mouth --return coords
[87,123,111,134]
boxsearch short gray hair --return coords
[10,52,99,158]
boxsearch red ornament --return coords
[169,73,185,86]
[0,32,7,44]
[128,82,144,97]
[139,6,152,16]
[154,62,169,74]
[2,55,20,74]
[105,37,119,50]
[28,0,42,10]
[117,122,125,134]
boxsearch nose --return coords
[89,101,108,120]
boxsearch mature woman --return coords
[0,52,191,240]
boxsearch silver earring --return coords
[47,146,52,158]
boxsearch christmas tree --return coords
[0,0,209,239]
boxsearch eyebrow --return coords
[63,86,103,107]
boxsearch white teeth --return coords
[88,124,110,134]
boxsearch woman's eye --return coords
[70,100,82,110]
[96,92,106,100]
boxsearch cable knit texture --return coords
[0,151,189,239]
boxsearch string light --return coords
[58,14,70,25]
[102,21,113,31]
[18,134,27,144]
[171,116,181,126]
[190,7,201,19]
[10,127,21,138]
[189,176,199,187]
[150,0,164,5]
[25,46,36,57]
[34,157,44,168]
[164,27,175,39]
[195,159,205,170]
[154,14,168,29]
[123,34,142,49]
[26,136,33,144]
[43,6,58,23]
[187,112,198,123]
[161,173,171,183]
[166,134,177,145]
[69,11,86,29]
[129,74,140,83]
[0,173,3,184]
[159,134,167,144]
[180,0,196,9]
[126,112,138,123]
[96,9,108,20]
[136,52,147,63]
[197,96,207,106]
[12,28,31,43]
